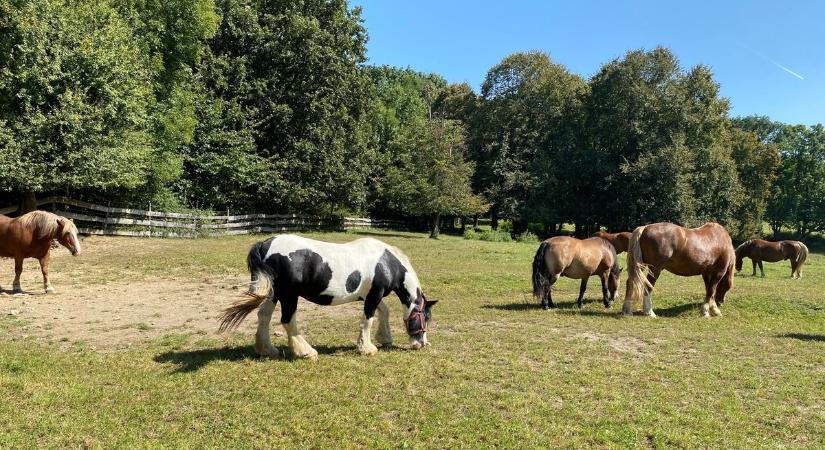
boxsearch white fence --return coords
[0,197,411,237]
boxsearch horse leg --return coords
[39,255,54,293]
[375,300,393,348]
[357,293,381,356]
[577,278,588,309]
[713,268,733,316]
[790,258,798,279]
[758,261,765,278]
[599,273,610,308]
[280,296,317,360]
[700,273,723,318]
[642,270,659,317]
[543,274,558,310]
[751,259,757,277]
[12,257,23,294]
[254,297,281,359]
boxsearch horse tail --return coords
[532,241,551,300]
[219,240,274,332]
[796,241,809,267]
[624,226,653,307]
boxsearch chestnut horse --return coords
[735,239,808,279]
[0,211,81,293]
[591,231,632,254]
[532,236,622,310]
[623,222,734,318]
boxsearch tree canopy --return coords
[0,2,820,239]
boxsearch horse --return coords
[219,234,437,360]
[591,231,632,254]
[0,210,81,294]
[734,239,808,279]
[622,222,734,318]
[532,236,622,310]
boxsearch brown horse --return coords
[0,211,81,293]
[623,222,734,318]
[591,231,632,254]
[532,236,622,310]
[735,239,808,279]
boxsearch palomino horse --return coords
[219,235,437,360]
[532,236,622,310]
[591,231,632,254]
[623,222,734,318]
[735,239,808,279]
[0,211,81,293]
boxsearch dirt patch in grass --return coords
[0,278,362,351]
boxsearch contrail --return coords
[743,46,805,80]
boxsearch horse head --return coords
[56,217,81,256]
[404,291,437,350]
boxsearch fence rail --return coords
[0,196,412,237]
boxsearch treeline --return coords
[0,0,822,239]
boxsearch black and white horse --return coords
[219,234,437,359]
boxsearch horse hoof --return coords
[257,348,281,360]
[645,311,657,318]
[45,287,56,294]
[12,289,22,295]
[295,348,319,360]
[378,341,393,349]
[359,343,378,356]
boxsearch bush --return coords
[527,222,545,237]
[516,231,539,243]
[464,229,513,242]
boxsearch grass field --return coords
[1,230,824,448]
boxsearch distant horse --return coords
[623,222,734,318]
[591,231,632,254]
[532,236,622,310]
[219,235,437,360]
[735,239,808,279]
[0,211,81,293]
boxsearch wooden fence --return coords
[0,197,411,237]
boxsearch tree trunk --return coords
[429,213,441,239]
[19,190,37,214]
[491,210,499,231]
[473,215,479,229]
[460,217,466,233]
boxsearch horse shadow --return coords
[0,288,43,296]
[778,333,825,342]
[153,343,390,373]
[653,302,699,317]
[483,300,618,316]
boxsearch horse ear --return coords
[425,300,438,309]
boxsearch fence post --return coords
[148,202,152,238]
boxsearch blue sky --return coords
[350,1,824,125]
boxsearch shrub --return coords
[516,231,539,243]
[463,229,480,240]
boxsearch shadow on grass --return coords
[778,333,825,342]
[481,302,540,311]
[154,343,361,373]
[654,302,699,317]
[348,230,422,240]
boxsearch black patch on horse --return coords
[266,248,334,305]
[346,270,361,293]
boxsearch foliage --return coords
[0,0,157,196]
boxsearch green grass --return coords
[2,230,824,448]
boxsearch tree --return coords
[584,47,740,232]
[473,51,585,231]
[380,118,486,238]
[728,127,780,237]
[183,0,375,214]
[0,0,157,212]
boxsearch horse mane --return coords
[734,239,753,255]
[16,211,61,239]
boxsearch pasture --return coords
[1,230,823,448]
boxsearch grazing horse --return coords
[219,235,437,360]
[591,231,632,254]
[0,211,81,294]
[532,236,622,310]
[623,222,734,318]
[735,239,808,279]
